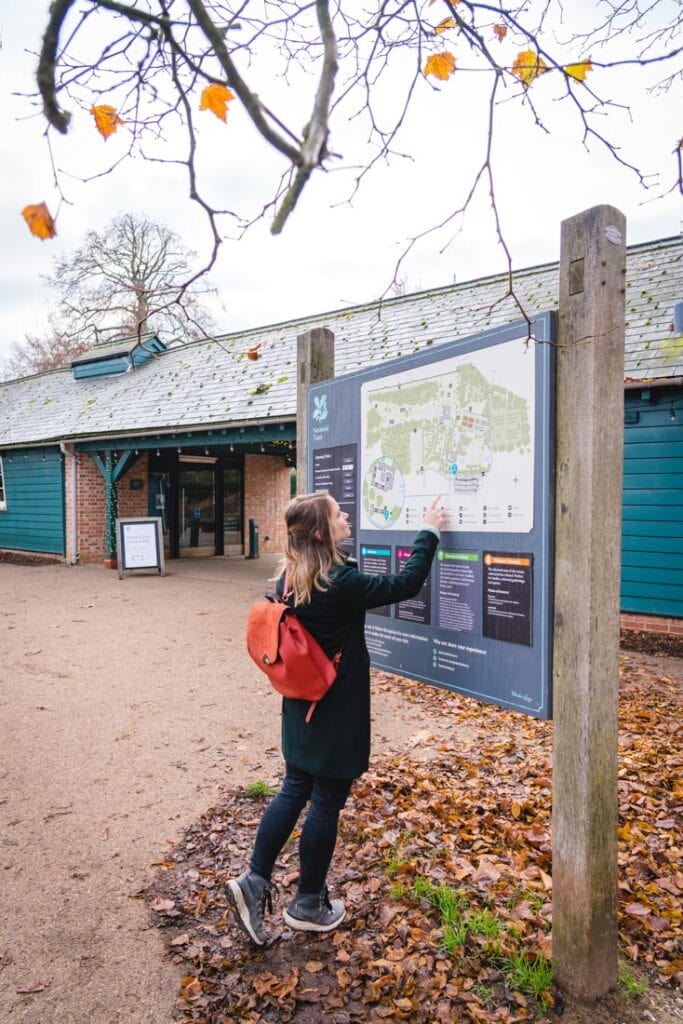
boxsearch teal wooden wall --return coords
[622,387,683,618]
[0,447,65,554]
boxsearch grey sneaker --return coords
[226,871,274,946]
[283,887,346,933]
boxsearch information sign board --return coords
[308,315,555,718]
[116,517,166,578]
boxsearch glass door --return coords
[179,467,216,555]
[223,466,243,552]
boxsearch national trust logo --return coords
[313,394,328,423]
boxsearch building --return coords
[1,235,681,632]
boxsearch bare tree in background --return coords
[1,328,90,380]
[47,213,217,343]
[2,213,218,379]
[32,1,683,307]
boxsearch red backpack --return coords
[246,592,341,723]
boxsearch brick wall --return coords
[118,454,149,519]
[620,612,683,637]
[76,454,107,563]
[243,454,291,554]
[76,452,149,565]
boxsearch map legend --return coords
[360,545,392,617]
[396,546,432,625]
[436,549,480,634]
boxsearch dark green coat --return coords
[278,529,439,780]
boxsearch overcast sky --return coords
[0,2,681,364]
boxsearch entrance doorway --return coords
[148,450,244,558]
[179,466,215,555]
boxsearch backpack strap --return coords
[283,570,293,602]
[280,571,344,722]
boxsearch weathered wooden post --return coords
[296,328,335,494]
[552,206,626,997]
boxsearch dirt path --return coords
[0,558,449,1024]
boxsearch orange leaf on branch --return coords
[493,23,508,41]
[21,202,57,240]
[565,60,593,82]
[434,17,456,34]
[512,50,549,88]
[199,83,236,123]
[424,51,457,81]
[90,104,125,140]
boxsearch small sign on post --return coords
[116,517,166,579]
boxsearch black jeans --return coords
[250,762,353,895]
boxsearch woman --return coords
[227,490,445,945]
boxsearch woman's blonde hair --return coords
[275,491,345,605]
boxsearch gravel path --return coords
[0,557,440,1024]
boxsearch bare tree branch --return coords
[31,0,682,288]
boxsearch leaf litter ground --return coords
[147,652,681,1024]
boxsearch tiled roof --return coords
[1,236,681,448]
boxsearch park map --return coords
[360,337,535,533]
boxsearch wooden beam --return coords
[296,328,335,494]
[552,206,626,998]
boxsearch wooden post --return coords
[552,206,626,998]
[296,328,335,494]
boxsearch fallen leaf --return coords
[424,51,457,81]
[246,344,262,361]
[199,83,236,122]
[21,203,56,240]
[180,975,203,1001]
[624,902,651,917]
[511,50,548,88]
[90,104,125,139]
[305,960,325,973]
[408,728,435,747]
[152,897,176,912]
[472,858,501,883]
[336,967,353,987]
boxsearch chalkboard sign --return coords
[116,517,166,578]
